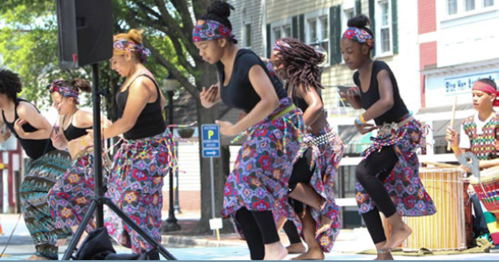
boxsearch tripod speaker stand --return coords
[55,0,177,259]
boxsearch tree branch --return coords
[142,38,199,99]
[133,0,199,62]
[128,14,196,74]
[170,0,194,34]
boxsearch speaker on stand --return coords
[54,0,176,259]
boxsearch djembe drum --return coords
[470,166,499,214]
[402,167,470,252]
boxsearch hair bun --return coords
[347,14,371,28]
[207,0,234,20]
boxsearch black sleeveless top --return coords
[62,114,91,141]
[1,99,55,160]
[289,84,323,113]
[216,49,287,113]
[353,60,409,126]
[116,74,166,140]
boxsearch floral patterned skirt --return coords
[104,130,175,253]
[300,123,344,252]
[355,119,436,216]
[48,152,108,233]
[221,98,305,234]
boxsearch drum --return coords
[470,166,499,214]
[402,168,470,252]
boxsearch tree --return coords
[1,0,231,234]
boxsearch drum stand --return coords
[62,64,177,260]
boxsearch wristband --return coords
[359,114,367,124]
[355,117,363,125]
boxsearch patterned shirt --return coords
[459,113,499,161]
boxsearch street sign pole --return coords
[201,124,223,240]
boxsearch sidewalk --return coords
[0,212,498,260]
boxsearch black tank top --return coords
[1,99,55,160]
[289,84,323,113]
[353,60,409,126]
[217,49,287,113]
[116,74,166,139]
[62,114,91,141]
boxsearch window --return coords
[448,0,458,14]
[465,0,476,10]
[241,8,252,49]
[378,0,391,54]
[283,25,292,39]
[270,19,293,49]
[306,15,329,64]
[243,23,251,48]
[483,0,494,7]
[344,8,355,21]
[308,19,317,43]
[274,27,282,40]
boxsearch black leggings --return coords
[356,146,399,244]
[284,148,313,244]
[288,148,314,190]
[283,198,304,244]
[235,207,280,260]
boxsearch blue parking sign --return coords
[201,124,220,158]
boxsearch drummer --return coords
[446,78,499,246]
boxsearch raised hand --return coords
[200,84,219,108]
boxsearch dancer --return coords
[270,38,344,260]
[193,1,305,260]
[446,78,499,245]
[88,29,174,257]
[46,78,111,246]
[340,15,435,259]
[0,69,72,260]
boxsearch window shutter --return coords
[299,14,305,42]
[330,5,342,64]
[266,23,271,58]
[355,0,362,15]
[369,0,376,57]
[391,0,399,54]
[292,16,298,38]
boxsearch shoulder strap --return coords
[136,74,161,103]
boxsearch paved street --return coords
[0,213,498,260]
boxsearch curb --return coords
[161,235,245,248]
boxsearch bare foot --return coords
[316,215,332,234]
[264,242,288,260]
[287,242,306,254]
[291,247,324,260]
[374,251,394,260]
[26,254,50,260]
[381,224,412,251]
[55,238,67,247]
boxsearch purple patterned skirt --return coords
[355,118,436,216]
[300,123,344,252]
[104,130,175,253]
[221,98,305,231]
[48,153,107,233]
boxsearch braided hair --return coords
[275,38,325,93]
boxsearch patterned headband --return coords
[192,19,236,43]
[342,27,374,48]
[272,39,291,55]
[113,39,151,63]
[472,81,499,106]
[47,80,79,99]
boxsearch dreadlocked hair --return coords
[277,38,325,92]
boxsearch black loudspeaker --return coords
[55,0,113,69]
